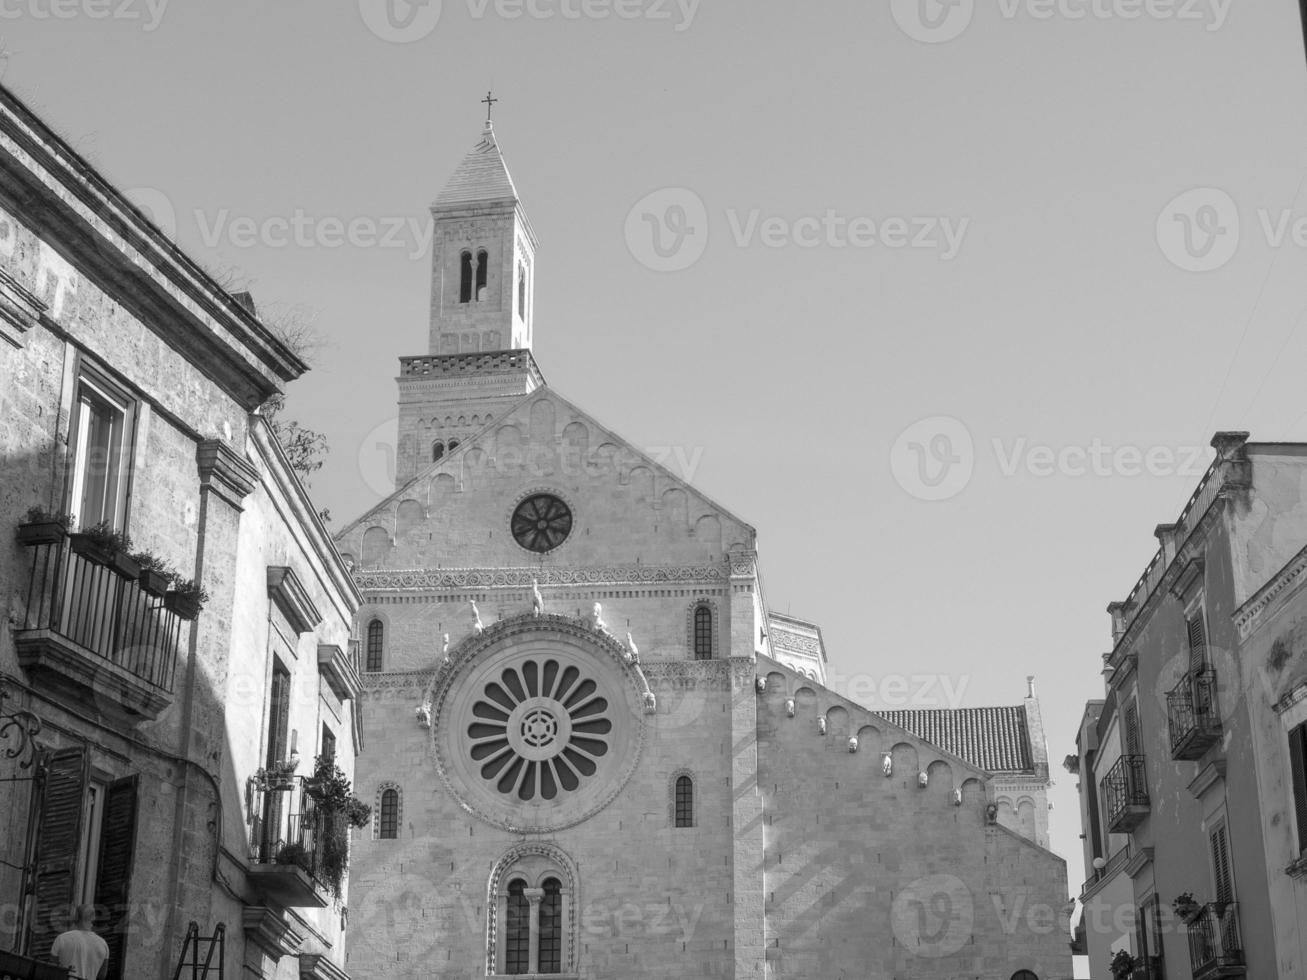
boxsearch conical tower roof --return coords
[433,121,520,208]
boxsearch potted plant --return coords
[132,551,174,597]
[255,757,299,792]
[16,506,71,546]
[1109,949,1136,979]
[69,521,138,579]
[274,840,314,875]
[165,575,209,620]
[1173,891,1201,922]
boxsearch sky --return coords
[6,0,1307,938]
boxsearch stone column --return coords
[524,886,545,975]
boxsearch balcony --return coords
[1168,669,1222,760]
[0,948,70,979]
[248,799,332,909]
[1187,902,1245,979]
[1102,755,1150,833]
[14,536,181,723]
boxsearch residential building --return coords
[1069,432,1307,979]
[0,83,361,980]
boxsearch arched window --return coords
[539,878,563,973]
[366,618,384,672]
[489,844,577,976]
[505,879,530,975]
[459,251,473,304]
[476,248,489,301]
[518,264,527,319]
[1011,972,1038,980]
[432,441,445,462]
[379,788,399,839]
[693,605,713,660]
[448,439,460,452]
[675,775,694,828]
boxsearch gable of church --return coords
[336,386,756,574]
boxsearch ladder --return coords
[171,921,225,980]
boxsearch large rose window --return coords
[431,617,647,833]
[469,659,613,801]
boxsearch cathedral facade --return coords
[334,122,1071,980]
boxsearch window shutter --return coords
[27,747,89,962]
[94,776,138,980]
[1187,613,1207,672]
[1124,702,1142,757]
[1211,824,1233,903]
[1292,725,1307,854]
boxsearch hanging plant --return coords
[1172,891,1201,922]
[16,506,72,545]
[131,550,175,597]
[69,521,138,579]
[165,575,210,620]
[1109,949,1136,979]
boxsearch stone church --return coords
[333,120,1071,979]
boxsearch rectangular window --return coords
[67,370,134,531]
[321,725,336,764]
[1290,722,1307,854]
[1187,609,1208,673]
[1210,821,1234,903]
[261,663,291,860]
[1124,700,1142,757]
[24,749,137,980]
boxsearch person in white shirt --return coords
[50,904,109,980]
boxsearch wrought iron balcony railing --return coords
[1168,668,1222,760]
[14,536,182,721]
[248,786,336,908]
[1102,755,1150,834]
[1187,902,1245,979]
[0,948,71,979]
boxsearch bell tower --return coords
[427,113,537,355]
[394,105,544,488]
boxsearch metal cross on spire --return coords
[482,91,498,123]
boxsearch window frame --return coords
[674,774,694,828]
[66,364,136,533]
[365,618,384,672]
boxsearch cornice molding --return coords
[1235,545,1307,641]
[268,566,323,634]
[0,265,46,347]
[1124,846,1154,879]
[298,953,351,980]
[196,439,258,509]
[242,906,304,961]
[1187,760,1226,800]
[318,644,362,701]
[352,563,729,592]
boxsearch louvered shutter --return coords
[1292,725,1307,854]
[1211,824,1234,903]
[94,776,138,980]
[27,747,89,962]
[1125,702,1142,757]
[1187,614,1207,672]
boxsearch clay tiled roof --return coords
[434,124,519,207]
[876,706,1034,774]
